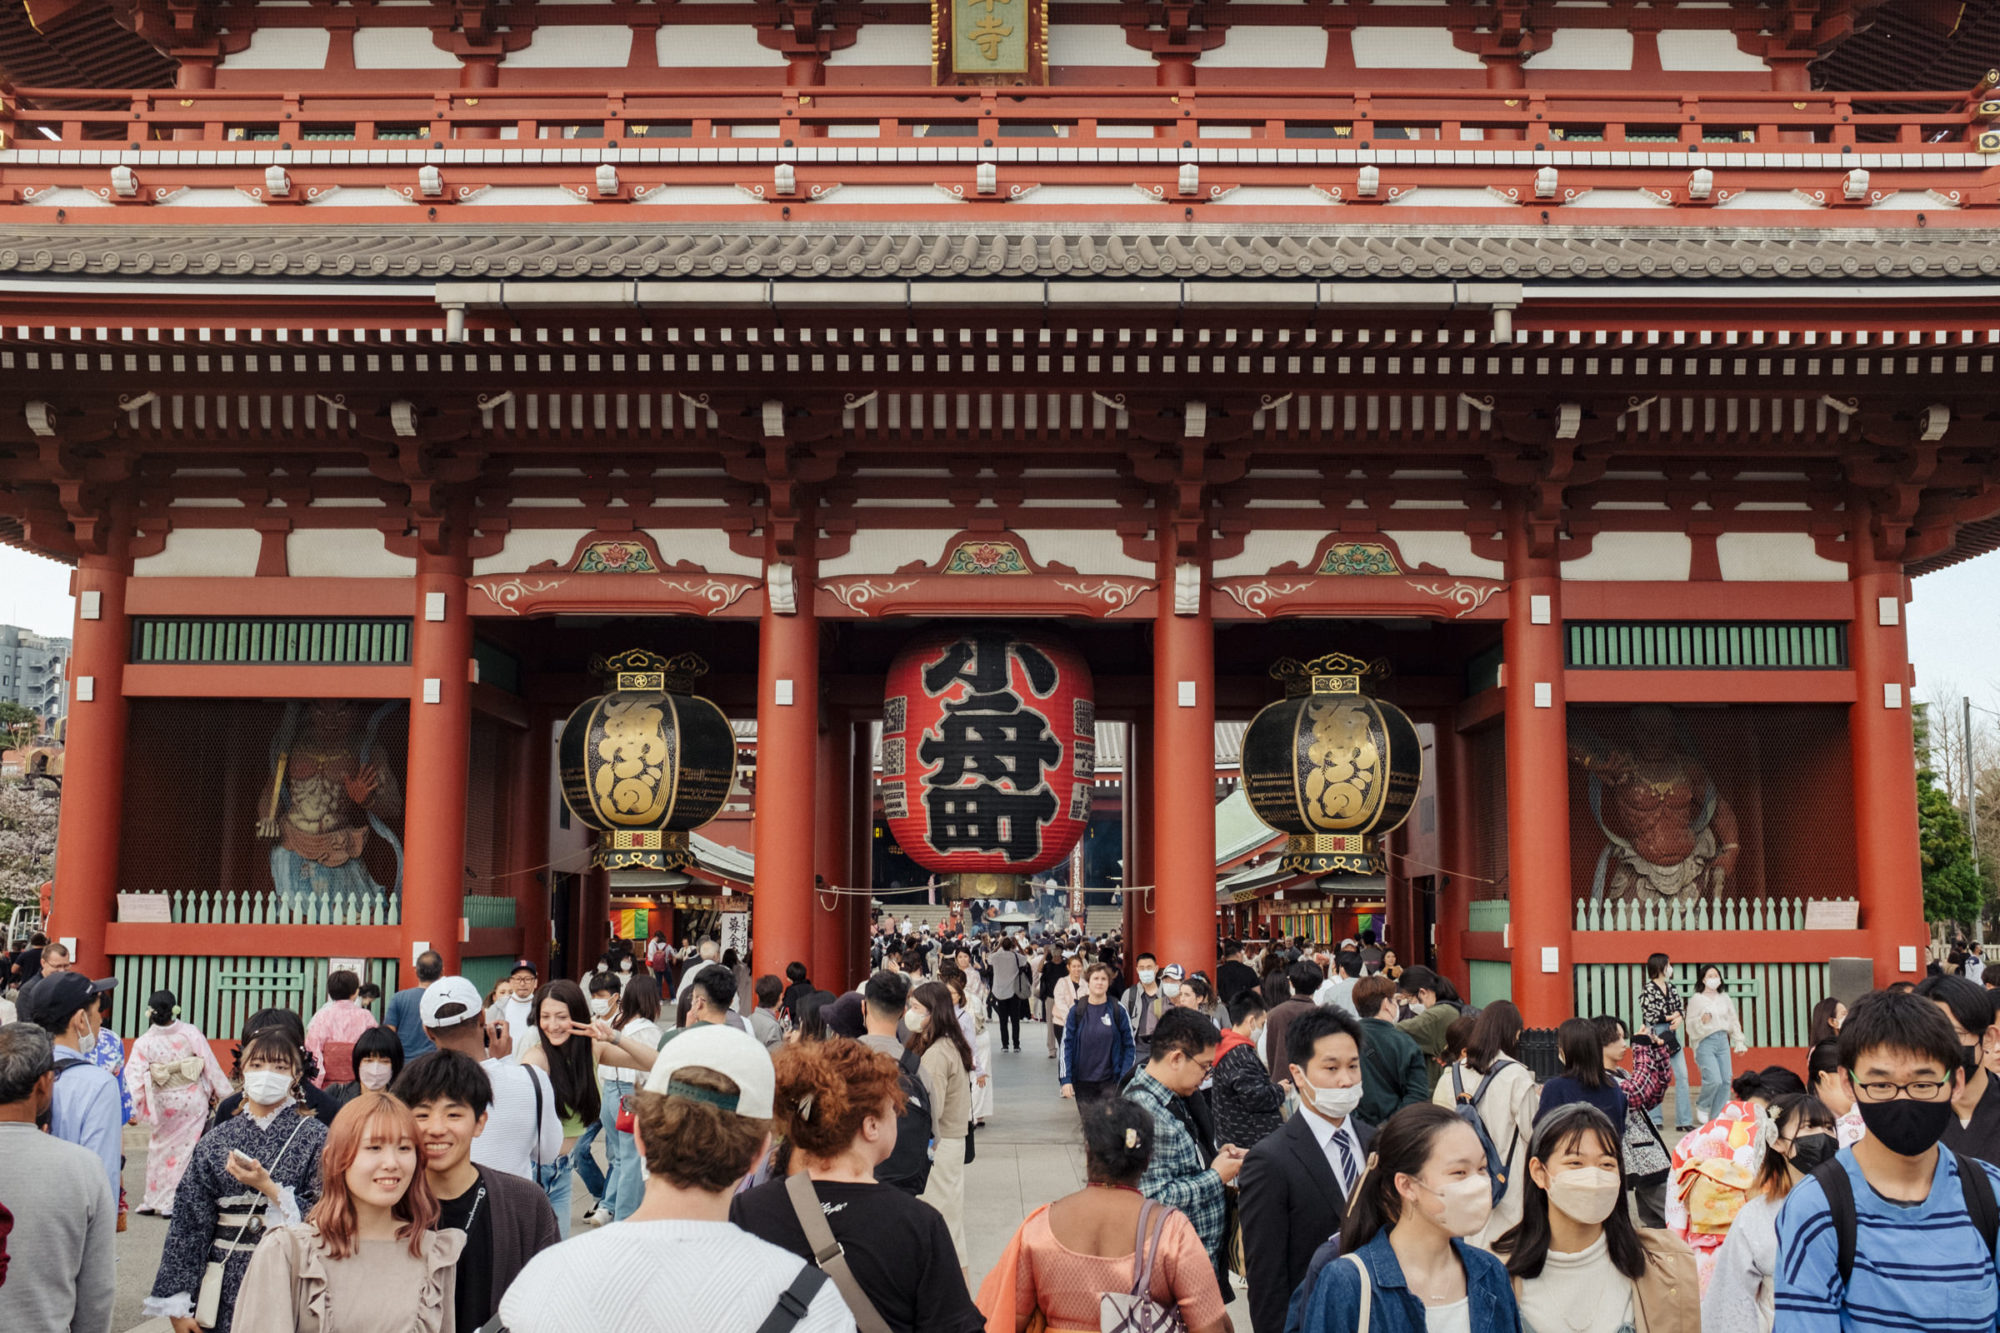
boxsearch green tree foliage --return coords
[1919,765,1988,925]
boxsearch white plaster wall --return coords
[471,529,595,576]
[646,528,763,578]
[1213,530,1325,579]
[656,26,790,67]
[353,29,460,70]
[1657,29,1768,72]
[288,530,419,578]
[1048,25,1160,68]
[132,529,264,578]
[225,28,333,69]
[1562,532,1691,581]
[1523,29,1634,70]
[825,25,934,66]
[1716,533,1849,582]
[1202,28,1329,69]
[819,528,962,578]
[1013,529,1153,577]
[1350,27,1485,69]
[509,25,634,68]
[1381,531,1506,580]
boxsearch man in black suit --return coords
[1236,1004,1374,1333]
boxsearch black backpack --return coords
[1813,1150,2000,1288]
[873,1046,934,1196]
[1448,1059,1519,1207]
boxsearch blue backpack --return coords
[1448,1059,1518,1207]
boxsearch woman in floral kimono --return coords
[146,1028,328,1333]
[126,990,232,1216]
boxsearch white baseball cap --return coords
[420,976,486,1029]
[642,1023,776,1119]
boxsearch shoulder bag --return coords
[783,1171,894,1333]
[1342,1252,1373,1333]
[196,1112,314,1329]
[1099,1199,1186,1333]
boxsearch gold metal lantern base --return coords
[944,872,1030,901]
[594,829,695,874]
[1280,833,1385,878]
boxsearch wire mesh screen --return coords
[1468,727,1509,902]
[1567,704,1854,907]
[119,699,410,906]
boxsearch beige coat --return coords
[234,1222,464,1333]
[917,1036,973,1140]
[1432,1057,1542,1249]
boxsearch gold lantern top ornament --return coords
[1270,651,1393,699]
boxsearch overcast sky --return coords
[0,540,1991,707]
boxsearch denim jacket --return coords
[1297,1229,1522,1333]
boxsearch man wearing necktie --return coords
[1236,1005,1376,1333]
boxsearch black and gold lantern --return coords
[1241,652,1423,879]
[558,650,737,872]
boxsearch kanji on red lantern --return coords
[881,628,1095,878]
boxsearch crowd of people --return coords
[4,920,2000,1332]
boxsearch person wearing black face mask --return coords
[1916,973,2000,1166]
[1703,1092,1836,1333]
[1774,990,2000,1331]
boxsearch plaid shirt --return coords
[1124,1068,1225,1257]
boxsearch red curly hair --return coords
[307,1092,438,1259]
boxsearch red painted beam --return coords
[124,579,414,617]
[104,922,401,955]
[1561,582,1854,622]
[1570,929,1875,966]
[1563,669,1857,704]
[122,664,410,698]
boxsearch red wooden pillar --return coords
[1121,722,1140,950]
[401,550,474,986]
[813,714,852,990]
[578,864,609,975]
[848,720,875,985]
[55,535,133,978]
[506,712,552,977]
[752,536,818,979]
[1130,717,1157,961]
[1153,547,1217,979]
[1434,723,1476,986]
[1849,524,1927,984]
[1503,518,1573,1023]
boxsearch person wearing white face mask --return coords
[1240,1004,1377,1333]
[326,1027,406,1110]
[1123,950,1169,1062]
[1495,1102,1697,1333]
[1296,1103,1519,1333]
[905,980,975,1275]
[145,1029,330,1333]
[1430,1000,1541,1249]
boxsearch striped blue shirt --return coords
[1775,1146,2000,1332]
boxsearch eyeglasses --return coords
[1848,1070,1954,1102]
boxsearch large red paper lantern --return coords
[881,628,1095,898]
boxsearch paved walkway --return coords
[110,1018,1249,1329]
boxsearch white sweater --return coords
[1686,989,1745,1047]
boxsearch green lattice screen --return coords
[132,617,411,665]
[1566,622,1846,670]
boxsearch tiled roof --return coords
[2,222,1997,284]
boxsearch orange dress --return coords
[1011,1203,1226,1333]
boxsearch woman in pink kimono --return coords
[125,989,232,1216]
